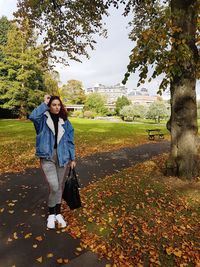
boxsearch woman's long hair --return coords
[48,96,68,121]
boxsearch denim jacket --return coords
[29,102,75,167]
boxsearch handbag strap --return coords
[68,167,77,178]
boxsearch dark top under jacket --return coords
[49,112,59,149]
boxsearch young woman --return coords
[29,95,76,229]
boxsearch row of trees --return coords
[120,100,169,123]
[68,92,169,122]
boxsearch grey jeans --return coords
[40,149,68,207]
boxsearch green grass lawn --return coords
[0,118,169,174]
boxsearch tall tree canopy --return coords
[61,79,86,104]
[14,0,109,63]
[0,16,13,61]
[0,22,50,118]
[14,0,200,178]
[115,95,131,115]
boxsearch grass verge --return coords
[0,118,169,174]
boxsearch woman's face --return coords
[49,99,61,114]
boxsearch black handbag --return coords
[62,167,82,210]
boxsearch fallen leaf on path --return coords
[24,233,32,239]
[47,253,54,258]
[36,256,43,263]
[8,210,14,214]
[13,232,18,239]
[56,258,63,264]
[35,236,43,241]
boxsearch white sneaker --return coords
[47,214,56,229]
[55,214,67,228]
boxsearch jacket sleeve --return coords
[29,102,49,133]
[67,120,75,161]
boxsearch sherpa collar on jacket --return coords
[44,111,65,144]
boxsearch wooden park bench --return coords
[146,129,164,140]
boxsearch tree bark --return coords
[166,0,199,178]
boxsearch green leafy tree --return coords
[120,104,146,121]
[0,16,12,61]
[43,70,60,96]
[146,101,169,123]
[0,24,47,118]
[84,92,108,115]
[15,0,200,178]
[115,95,131,115]
[61,80,86,104]
[14,1,108,64]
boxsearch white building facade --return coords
[86,83,128,104]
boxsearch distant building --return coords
[65,104,115,112]
[128,87,149,96]
[86,83,128,104]
[128,95,161,106]
[127,87,161,106]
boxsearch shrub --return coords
[72,110,83,118]
[83,110,95,119]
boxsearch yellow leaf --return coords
[33,244,37,248]
[13,232,18,239]
[173,249,182,257]
[166,247,173,255]
[8,203,15,207]
[88,217,93,222]
[8,210,14,214]
[57,258,63,264]
[105,264,112,267]
[47,253,54,258]
[36,256,43,263]
[24,233,32,239]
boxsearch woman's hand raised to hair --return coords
[44,94,51,105]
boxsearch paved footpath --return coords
[0,141,170,267]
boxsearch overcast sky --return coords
[1,0,199,98]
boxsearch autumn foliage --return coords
[63,154,200,266]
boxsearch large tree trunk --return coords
[166,0,199,178]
